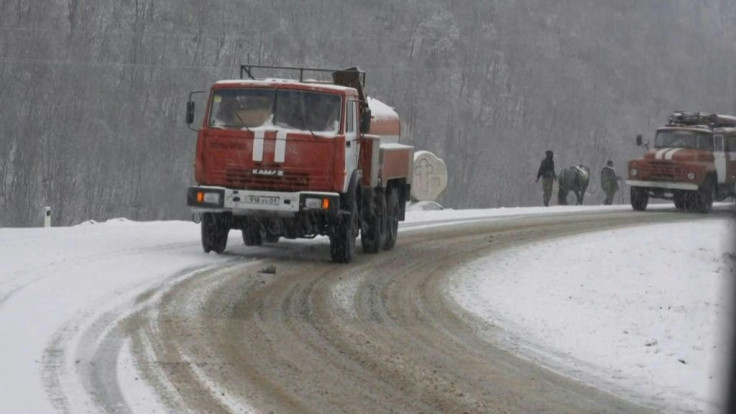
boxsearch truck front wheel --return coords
[630,187,649,211]
[694,180,714,213]
[383,188,400,250]
[673,192,685,210]
[201,213,230,254]
[330,192,358,263]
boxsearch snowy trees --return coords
[1,0,735,225]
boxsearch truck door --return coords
[344,100,359,191]
[714,135,727,184]
[725,135,736,187]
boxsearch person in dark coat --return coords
[600,160,620,205]
[535,150,556,206]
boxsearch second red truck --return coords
[627,111,736,212]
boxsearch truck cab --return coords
[626,111,736,212]
[185,65,413,262]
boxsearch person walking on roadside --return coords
[535,150,556,206]
[600,160,620,205]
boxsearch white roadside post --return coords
[44,206,51,228]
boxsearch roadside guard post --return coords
[44,206,51,228]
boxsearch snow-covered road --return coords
[0,204,732,413]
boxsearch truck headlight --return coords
[686,172,695,180]
[197,192,220,204]
[630,168,638,177]
[305,198,321,209]
[304,197,330,209]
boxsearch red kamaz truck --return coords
[185,65,413,263]
[627,111,736,212]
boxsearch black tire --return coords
[264,233,280,243]
[694,180,714,213]
[330,190,358,263]
[361,190,386,254]
[383,188,399,250]
[630,186,649,211]
[201,213,230,254]
[683,191,696,212]
[242,228,262,246]
[673,192,685,210]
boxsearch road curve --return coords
[110,210,715,413]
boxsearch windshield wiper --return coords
[232,105,252,132]
[293,111,317,138]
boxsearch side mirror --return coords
[186,101,195,125]
[360,109,372,134]
[635,134,642,146]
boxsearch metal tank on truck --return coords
[185,65,414,263]
[626,111,736,212]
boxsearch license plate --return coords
[245,195,280,206]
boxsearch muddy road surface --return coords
[94,210,707,413]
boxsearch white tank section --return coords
[411,151,448,202]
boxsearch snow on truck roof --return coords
[659,125,736,134]
[212,79,399,122]
[214,78,356,93]
[367,96,398,120]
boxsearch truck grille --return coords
[208,167,334,191]
[643,162,684,180]
[223,169,310,190]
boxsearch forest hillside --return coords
[1,0,735,226]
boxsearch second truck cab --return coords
[627,111,736,212]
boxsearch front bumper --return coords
[187,186,339,216]
[625,180,698,191]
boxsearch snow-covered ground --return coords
[0,205,733,413]
[445,209,734,413]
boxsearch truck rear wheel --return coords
[242,228,262,246]
[673,192,685,210]
[201,213,230,254]
[264,234,280,243]
[383,188,399,250]
[630,187,648,211]
[242,218,263,246]
[361,190,386,254]
[330,191,358,263]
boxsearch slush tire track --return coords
[41,264,224,414]
[128,210,707,413]
[0,241,200,311]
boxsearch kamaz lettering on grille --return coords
[252,169,284,177]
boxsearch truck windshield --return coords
[208,88,342,133]
[274,90,342,133]
[654,130,713,151]
[210,89,275,129]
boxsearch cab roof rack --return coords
[240,64,365,87]
[669,111,736,129]
[239,64,368,106]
